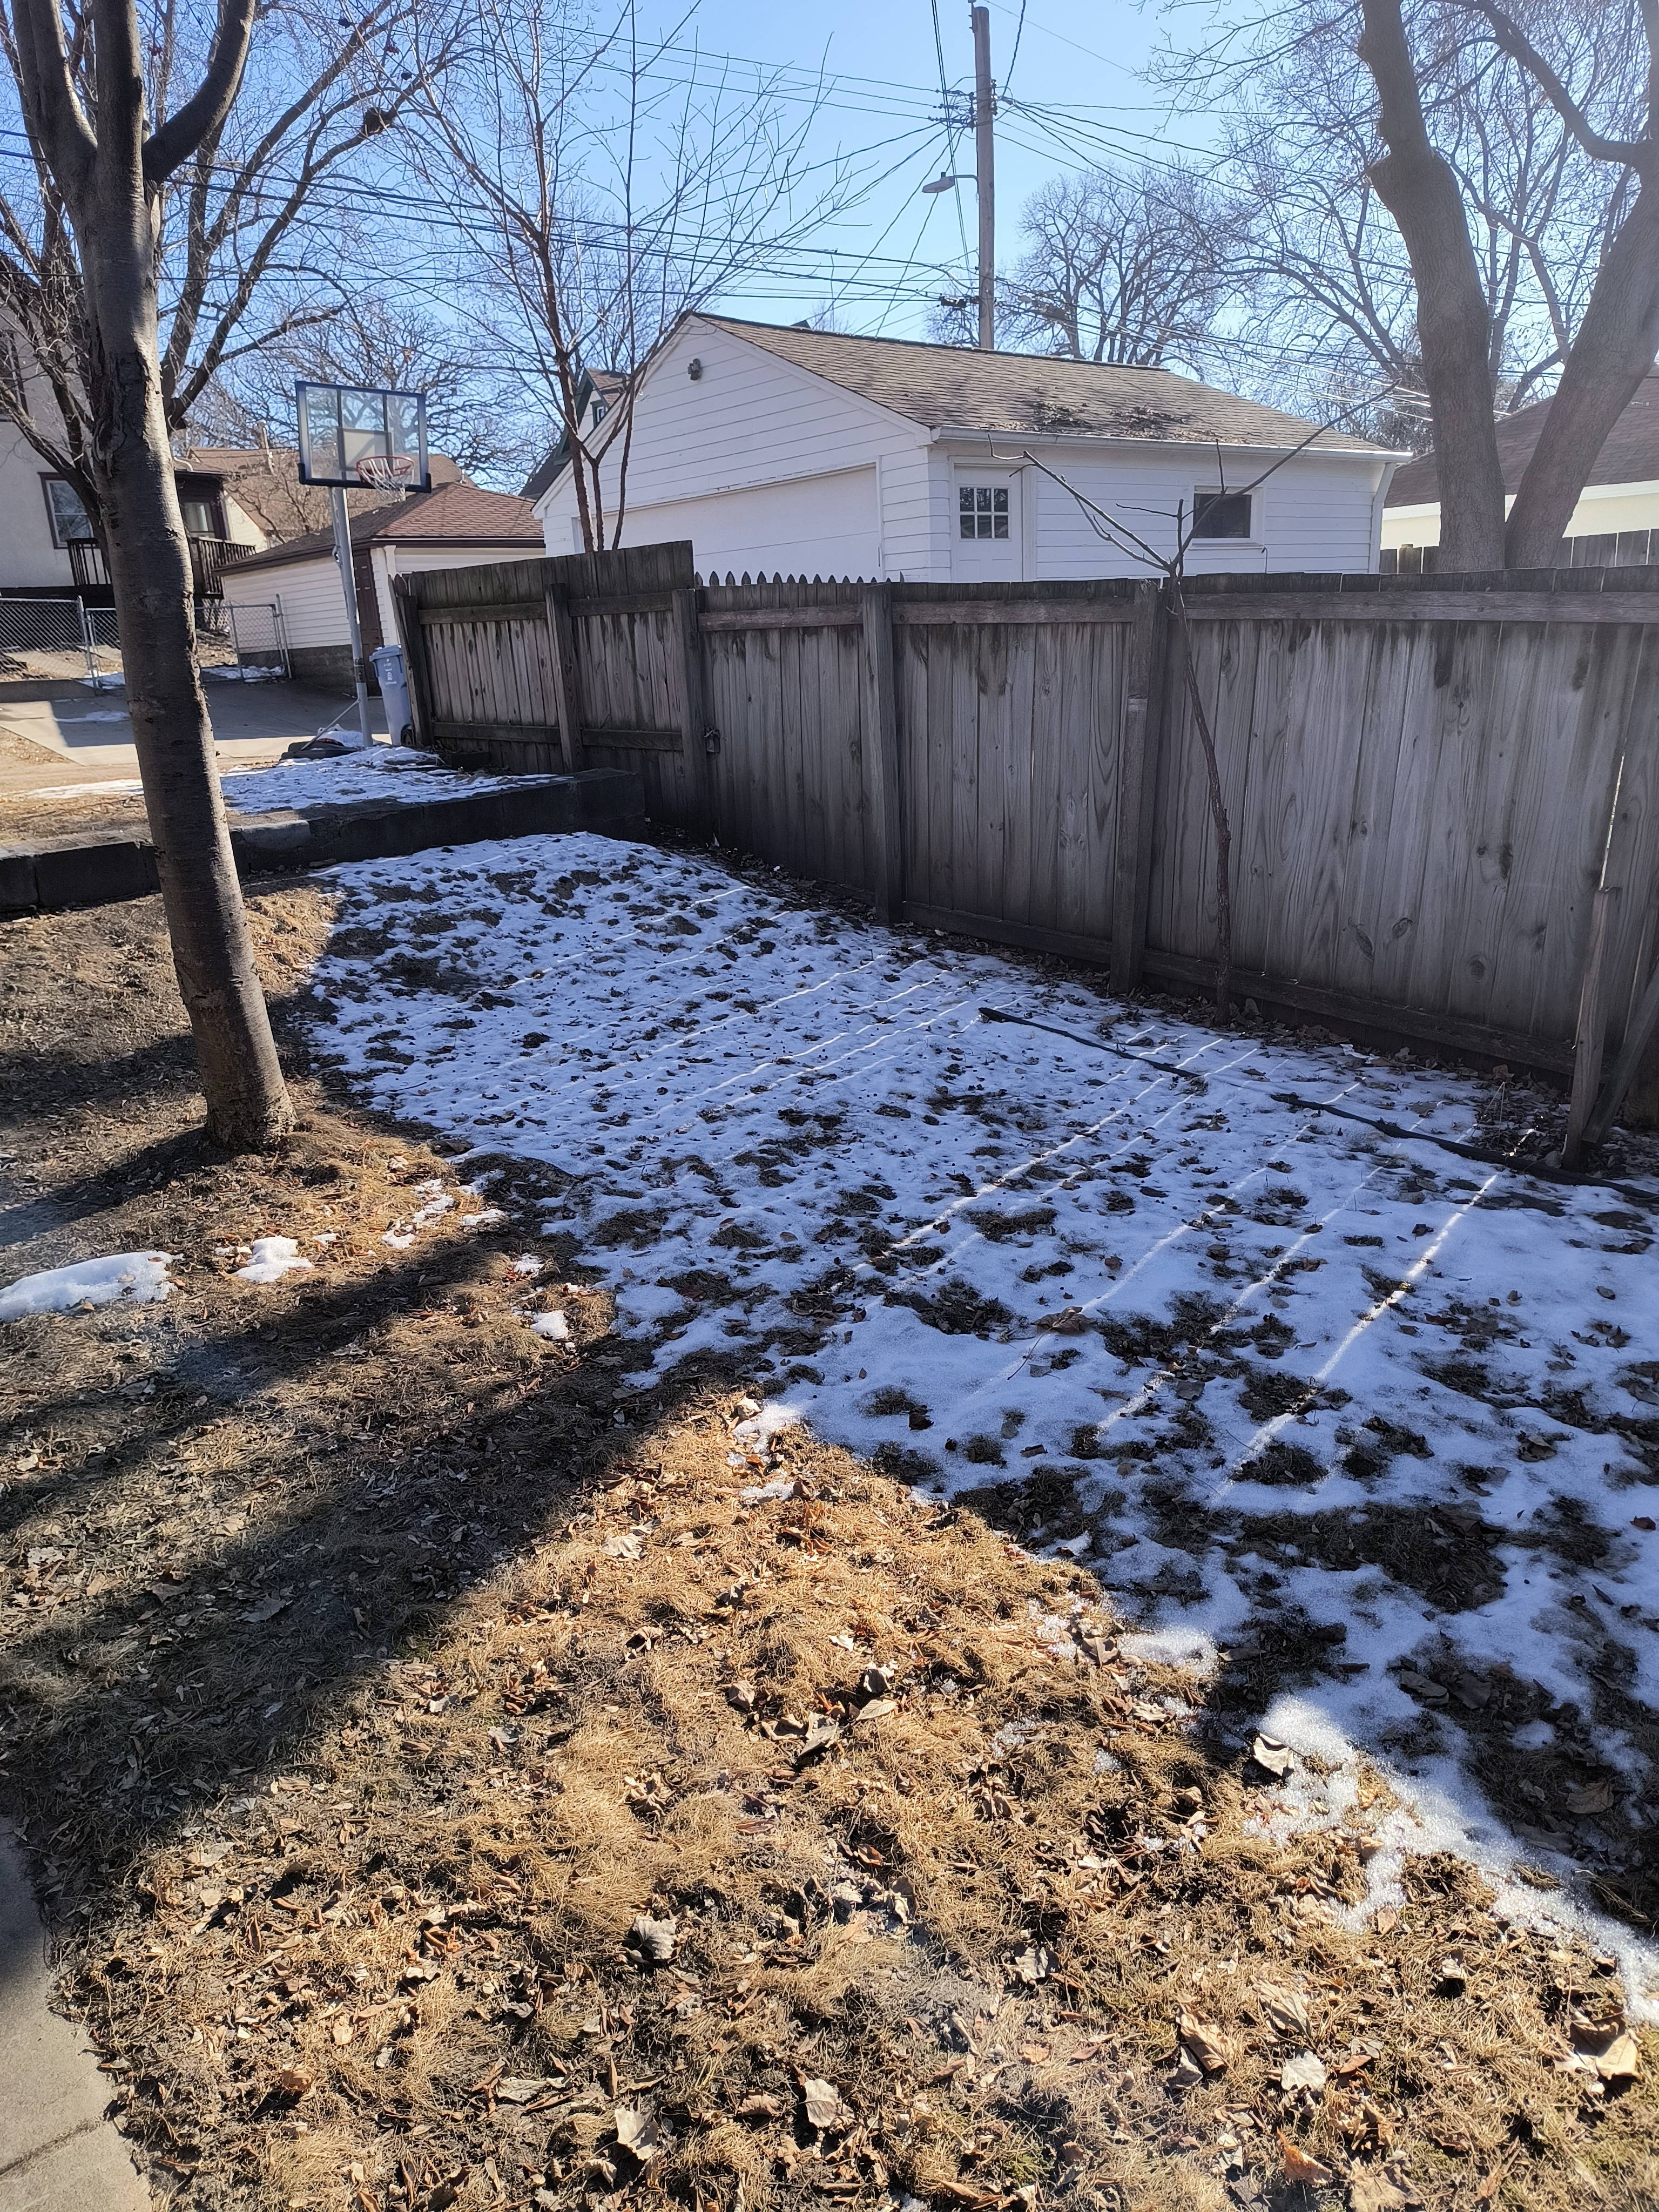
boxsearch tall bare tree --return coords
[934,163,1250,370]
[1,0,452,536]
[10,0,294,1143]
[413,0,851,551]
[197,295,523,482]
[1168,0,1659,568]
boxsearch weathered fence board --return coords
[402,550,1659,1095]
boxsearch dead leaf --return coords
[1349,2175,1413,2211]
[801,2076,854,2133]
[1177,2008,1228,2075]
[1009,1944,1053,1985]
[1169,2046,1204,2090]
[614,2105,662,2162]
[331,2018,354,2046]
[1281,2051,1327,2094]
[854,1697,897,1724]
[736,2093,783,2120]
[1633,1516,1656,1533]
[1259,1982,1311,2038]
[1251,1734,1293,1778]
[497,2076,559,2105]
[1397,1669,1447,1703]
[1019,2041,1050,2063]
[1278,2134,1334,2186]
[603,1531,644,1559]
[1590,2031,1640,2083]
[272,2067,313,2099]
[625,1914,677,1966]
[795,1715,842,1761]
[1564,1780,1616,1816]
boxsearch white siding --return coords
[222,553,346,646]
[1381,477,1659,551]
[574,467,879,582]
[877,445,949,581]
[369,544,541,649]
[539,319,927,577]
[1,419,77,592]
[1021,443,1391,578]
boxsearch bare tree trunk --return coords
[80,218,293,1146]
[1506,188,1659,567]
[1359,0,1507,570]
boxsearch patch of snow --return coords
[528,1310,570,1340]
[0,1251,174,1319]
[510,1255,544,1277]
[22,778,145,800]
[56,710,132,724]
[234,1236,315,1284]
[383,1180,455,1249]
[304,831,1659,2005]
[219,745,541,817]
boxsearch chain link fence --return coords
[0,594,285,684]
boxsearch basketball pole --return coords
[329,484,373,746]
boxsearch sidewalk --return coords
[0,676,388,805]
[0,1827,147,2210]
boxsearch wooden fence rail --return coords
[394,545,1659,1095]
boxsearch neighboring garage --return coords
[220,482,544,690]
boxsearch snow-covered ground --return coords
[220,744,533,814]
[17,745,534,815]
[303,831,1659,2001]
[0,1251,174,1319]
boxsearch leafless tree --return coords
[197,296,523,482]
[0,0,456,537]
[933,163,1250,370]
[412,0,853,550]
[1165,0,1659,568]
[8,0,302,1143]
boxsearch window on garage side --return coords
[1192,487,1253,539]
[959,483,1009,539]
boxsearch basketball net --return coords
[355,454,416,493]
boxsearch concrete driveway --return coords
[0,676,388,805]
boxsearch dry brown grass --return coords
[1,887,1656,2212]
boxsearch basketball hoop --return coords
[295,381,430,491]
[355,453,417,493]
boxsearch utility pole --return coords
[972,4,995,349]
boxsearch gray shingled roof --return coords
[698,317,1388,453]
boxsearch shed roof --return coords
[694,316,1389,453]
[225,482,542,575]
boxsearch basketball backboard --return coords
[295,381,430,493]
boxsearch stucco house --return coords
[1382,370,1659,570]
[530,316,1401,581]
[219,480,544,689]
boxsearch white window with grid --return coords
[959,482,1010,539]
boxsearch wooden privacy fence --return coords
[394,544,1659,1087]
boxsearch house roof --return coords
[520,370,629,502]
[693,316,1390,453]
[1385,370,1659,508]
[225,482,543,574]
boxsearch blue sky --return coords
[631,0,1212,341]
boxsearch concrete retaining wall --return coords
[0,767,644,916]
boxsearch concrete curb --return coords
[0,1825,149,2209]
[0,770,645,916]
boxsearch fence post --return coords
[544,582,585,773]
[76,594,99,686]
[1111,577,1169,993]
[669,583,715,834]
[391,578,431,748]
[860,582,904,921]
